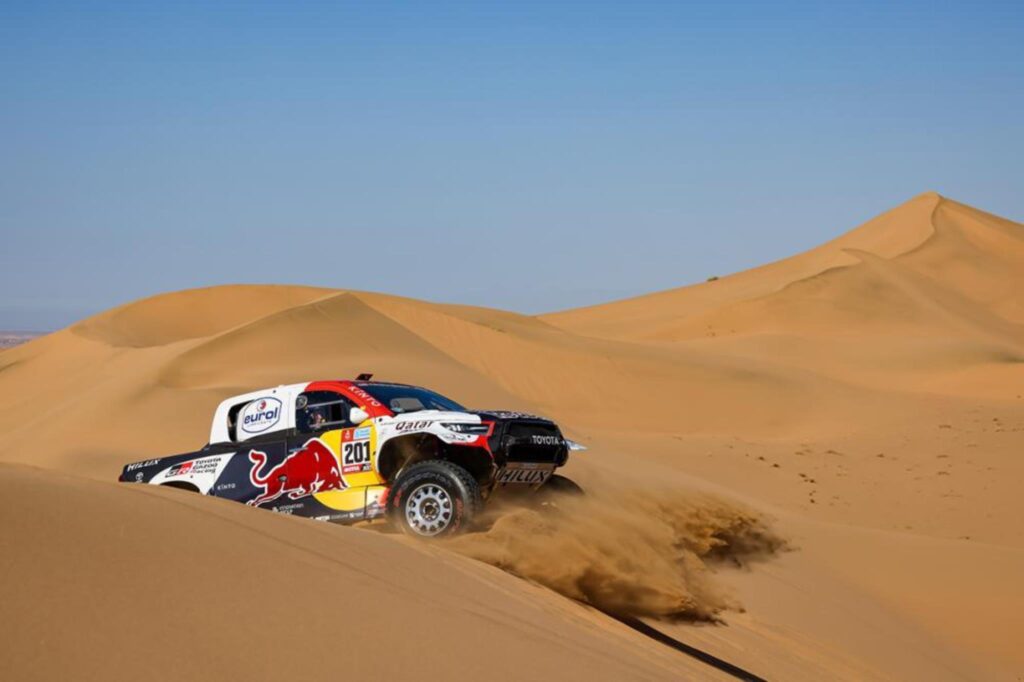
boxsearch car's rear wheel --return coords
[389,460,482,538]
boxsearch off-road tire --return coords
[389,460,482,538]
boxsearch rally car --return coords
[119,376,583,537]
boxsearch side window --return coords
[227,401,247,442]
[296,391,355,434]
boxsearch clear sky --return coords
[2,1,1022,330]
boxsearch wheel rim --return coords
[405,483,454,536]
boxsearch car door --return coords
[290,389,382,520]
[209,393,292,505]
[215,436,290,506]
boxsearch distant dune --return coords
[1,193,1022,680]
[544,193,1024,342]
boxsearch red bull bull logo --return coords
[248,438,346,506]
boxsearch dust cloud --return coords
[445,486,785,620]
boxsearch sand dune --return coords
[72,284,336,348]
[1,193,1022,679]
[544,193,1024,341]
[0,464,704,681]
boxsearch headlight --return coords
[441,422,490,434]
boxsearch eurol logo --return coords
[241,397,282,434]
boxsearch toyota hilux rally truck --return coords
[119,376,582,538]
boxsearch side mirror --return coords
[349,407,370,424]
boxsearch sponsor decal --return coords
[248,438,347,507]
[167,457,222,477]
[193,459,222,473]
[364,504,386,520]
[342,426,373,443]
[341,439,372,474]
[495,467,552,485]
[364,490,387,519]
[347,385,382,408]
[168,461,193,476]
[240,397,282,434]
[395,421,431,432]
[126,459,160,472]
[530,435,563,446]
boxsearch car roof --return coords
[351,380,420,389]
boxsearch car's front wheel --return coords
[388,460,482,538]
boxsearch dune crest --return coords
[71,284,336,348]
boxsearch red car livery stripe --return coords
[304,380,393,418]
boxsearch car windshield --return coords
[357,383,465,414]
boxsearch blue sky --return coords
[2,1,1022,329]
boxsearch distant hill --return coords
[0,332,44,349]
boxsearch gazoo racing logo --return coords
[240,397,283,434]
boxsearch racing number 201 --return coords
[343,440,371,465]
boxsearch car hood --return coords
[470,410,554,423]
[386,410,481,424]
